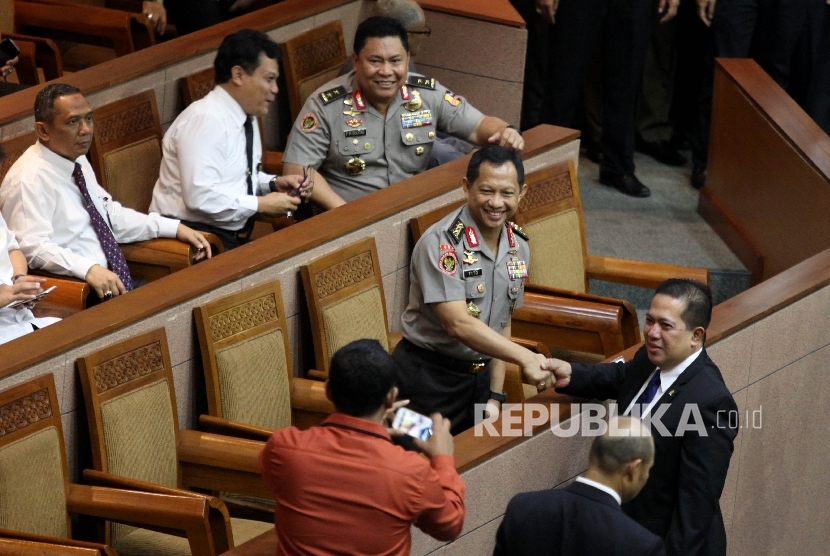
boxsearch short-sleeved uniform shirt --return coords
[401,204,530,360]
[282,71,484,203]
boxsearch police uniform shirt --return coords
[401,204,530,361]
[282,71,484,203]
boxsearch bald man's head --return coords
[587,416,655,503]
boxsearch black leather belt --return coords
[401,338,491,374]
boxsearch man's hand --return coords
[228,0,256,12]
[697,0,716,26]
[658,0,680,22]
[521,352,553,389]
[0,275,46,308]
[383,398,410,436]
[271,174,313,201]
[257,192,302,218]
[85,264,127,299]
[542,358,573,389]
[535,0,560,24]
[414,414,454,457]
[176,224,212,261]
[141,1,168,34]
[487,127,524,151]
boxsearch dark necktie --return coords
[72,163,133,291]
[630,370,662,415]
[240,117,255,239]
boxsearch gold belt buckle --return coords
[469,361,487,374]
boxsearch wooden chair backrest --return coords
[4,33,63,81]
[409,199,464,244]
[280,20,347,122]
[193,281,294,430]
[513,160,588,293]
[0,374,71,539]
[76,328,182,489]
[0,132,36,184]
[11,39,39,85]
[180,66,215,107]
[300,237,391,378]
[88,90,163,213]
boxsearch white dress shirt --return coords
[149,86,274,231]
[0,215,59,345]
[624,348,703,417]
[0,141,179,280]
[575,476,622,505]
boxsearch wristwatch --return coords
[489,390,507,403]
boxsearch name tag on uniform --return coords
[344,128,367,137]
[464,268,482,278]
[506,258,528,280]
[401,110,433,129]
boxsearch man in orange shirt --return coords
[257,339,466,555]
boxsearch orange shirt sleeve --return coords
[413,454,466,541]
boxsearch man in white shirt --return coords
[0,212,59,345]
[0,84,211,301]
[544,279,738,556]
[150,29,311,250]
[495,416,665,555]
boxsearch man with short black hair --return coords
[495,416,666,555]
[0,84,210,302]
[150,29,310,250]
[258,339,465,555]
[283,16,523,210]
[544,279,738,556]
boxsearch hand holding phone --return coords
[5,285,56,309]
[0,38,20,69]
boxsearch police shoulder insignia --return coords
[319,86,347,104]
[300,113,318,133]
[407,75,436,90]
[508,221,529,241]
[446,217,465,244]
[438,249,458,276]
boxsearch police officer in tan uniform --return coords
[282,16,524,210]
[393,146,552,435]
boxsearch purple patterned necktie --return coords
[72,163,133,291]
[629,370,662,416]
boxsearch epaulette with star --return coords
[446,216,465,245]
[319,86,347,104]
[407,75,436,90]
[508,221,529,241]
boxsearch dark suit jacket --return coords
[494,481,666,556]
[559,346,738,556]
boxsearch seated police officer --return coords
[282,16,524,210]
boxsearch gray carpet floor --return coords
[575,151,750,320]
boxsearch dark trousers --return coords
[392,339,491,436]
[546,0,657,176]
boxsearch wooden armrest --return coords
[511,337,552,358]
[14,1,135,56]
[29,270,90,317]
[67,484,229,556]
[3,32,63,79]
[178,429,271,500]
[199,414,273,442]
[387,332,403,353]
[83,469,206,499]
[0,529,114,556]
[291,377,335,414]
[585,255,710,289]
[128,13,155,50]
[261,151,283,175]
[307,368,327,381]
[122,233,222,283]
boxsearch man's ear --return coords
[691,325,705,346]
[35,121,50,144]
[351,52,359,70]
[517,182,528,202]
[230,65,246,86]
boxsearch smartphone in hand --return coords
[5,285,56,309]
[0,38,20,66]
[392,407,433,441]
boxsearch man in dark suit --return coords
[494,416,666,556]
[543,278,738,556]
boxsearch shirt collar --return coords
[658,347,702,393]
[575,476,622,505]
[322,413,391,440]
[35,140,84,175]
[211,85,249,128]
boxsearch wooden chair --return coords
[76,328,275,554]
[193,280,334,439]
[4,33,63,82]
[86,90,224,281]
[0,373,228,556]
[279,20,347,122]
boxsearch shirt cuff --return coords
[72,258,100,281]
[240,195,259,214]
[157,216,180,238]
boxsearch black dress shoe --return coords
[636,139,688,166]
[691,165,706,189]
[599,171,651,198]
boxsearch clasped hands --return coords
[521,354,573,391]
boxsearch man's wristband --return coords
[489,390,507,403]
[11,274,25,283]
[505,124,520,133]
